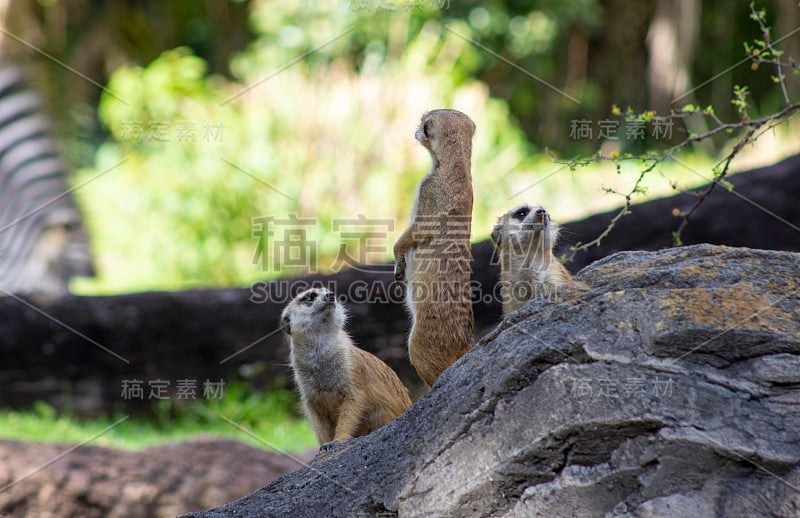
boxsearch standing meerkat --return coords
[281,288,411,446]
[491,204,574,317]
[393,109,475,387]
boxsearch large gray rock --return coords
[189,244,799,517]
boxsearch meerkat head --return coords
[415,109,476,157]
[280,288,346,339]
[491,204,560,268]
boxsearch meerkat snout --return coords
[529,207,553,243]
[520,206,549,233]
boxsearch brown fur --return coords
[491,204,574,316]
[393,109,475,387]
[281,288,411,445]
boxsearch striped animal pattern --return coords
[0,63,93,299]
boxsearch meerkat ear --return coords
[280,315,291,335]
[490,224,503,248]
[490,224,503,265]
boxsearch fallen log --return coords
[1,154,798,412]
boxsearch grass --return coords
[0,384,317,453]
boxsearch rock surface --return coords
[0,438,313,518]
[183,245,800,517]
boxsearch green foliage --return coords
[74,12,542,293]
[14,0,798,163]
[71,2,795,294]
[732,85,751,118]
[0,384,315,452]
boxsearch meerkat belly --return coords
[305,387,347,413]
[404,248,416,319]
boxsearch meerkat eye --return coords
[513,207,530,220]
[301,291,318,304]
[423,119,433,139]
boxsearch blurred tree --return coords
[0,0,796,292]
[81,27,538,291]
[2,0,796,159]
[647,0,700,115]
[438,0,797,152]
[0,0,251,165]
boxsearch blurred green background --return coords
[3,0,797,294]
[1,0,798,452]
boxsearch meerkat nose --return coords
[323,291,336,303]
[535,208,546,216]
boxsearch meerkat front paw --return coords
[394,258,407,282]
[318,442,335,454]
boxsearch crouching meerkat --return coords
[281,288,411,446]
[491,204,573,316]
[393,109,475,387]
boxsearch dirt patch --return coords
[0,437,314,517]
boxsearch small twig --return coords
[566,160,658,261]
[678,100,800,147]
[672,126,757,245]
[752,58,797,70]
